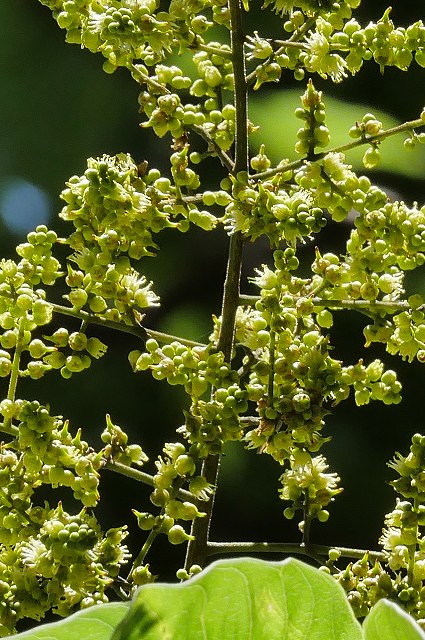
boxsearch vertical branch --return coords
[267,329,276,405]
[184,0,248,571]
[3,316,25,433]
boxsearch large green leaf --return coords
[364,599,425,640]
[112,557,363,640]
[7,559,425,640]
[8,602,130,640]
[250,90,425,179]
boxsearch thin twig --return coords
[206,541,386,562]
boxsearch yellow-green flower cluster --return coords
[0,502,129,635]
[133,441,212,554]
[241,255,401,461]
[130,339,248,455]
[0,401,135,635]
[334,434,425,625]
[279,450,342,527]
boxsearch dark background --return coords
[1,0,425,595]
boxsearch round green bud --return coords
[0,330,17,349]
[328,548,341,561]
[146,338,159,353]
[202,191,216,206]
[68,288,88,308]
[132,565,153,585]
[68,332,88,351]
[174,454,196,476]
[49,328,69,347]
[317,510,330,522]
[28,339,47,359]
[133,510,156,531]
[0,358,11,377]
[316,309,333,328]
[66,354,86,372]
[167,524,194,545]
[362,145,381,169]
[150,488,170,507]
[177,568,190,581]
[89,295,107,313]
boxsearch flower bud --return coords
[167,524,194,545]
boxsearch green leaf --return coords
[250,90,425,179]
[364,599,425,640]
[112,557,363,640]
[8,602,130,640]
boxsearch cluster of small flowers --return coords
[130,338,248,454]
[328,11,425,75]
[224,170,327,247]
[61,152,172,255]
[0,436,130,632]
[222,161,326,246]
[59,154,170,324]
[184,386,248,456]
[242,256,402,461]
[263,0,359,23]
[0,501,129,635]
[129,338,209,396]
[302,17,348,82]
[39,328,107,379]
[0,400,102,507]
[331,553,395,619]
[312,248,404,307]
[0,399,155,632]
[249,42,301,88]
[376,305,425,364]
[279,450,342,527]
[348,112,384,168]
[298,151,384,224]
[294,80,330,156]
[248,6,425,89]
[14,225,62,287]
[351,200,425,274]
[246,4,357,89]
[333,434,425,626]
[133,441,212,553]
[40,0,232,74]
[302,9,423,78]
[100,413,148,467]
[140,89,199,140]
[243,321,342,462]
[138,46,235,152]
[0,232,70,381]
[38,0,179,72]
[340,359,402,407]
[191,46,234,98]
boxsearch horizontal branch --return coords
[50,303,206,347]
[239,295,413,314]
[194,42,232,60]
[206,541,386,562]
[0,422,19,437]
[104,460,196,502]
[252,116,425,183]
